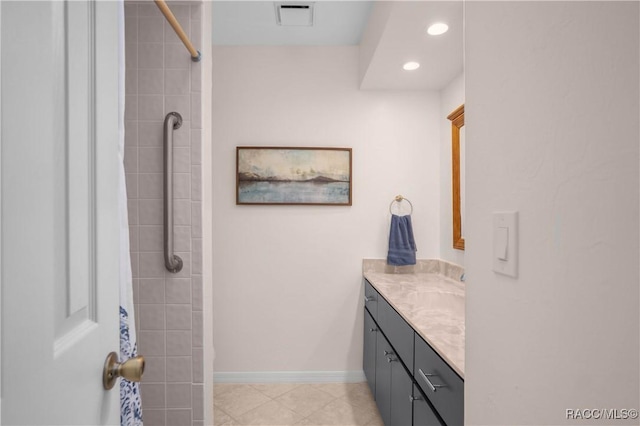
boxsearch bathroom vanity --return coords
[362,260,465,426]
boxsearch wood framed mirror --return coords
[448,104,465,250]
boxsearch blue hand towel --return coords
[387,214,417,266]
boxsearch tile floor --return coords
[213,382,384,425]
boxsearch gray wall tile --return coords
[142,356,167,383]
[166,409,192,426]
[174,199,191,226]
[191,276,202,311]
[166,279,192,304]
[139,147,163,173]
[166,384,192,409]
[191,202,201,238]
[138,4,162,17]
[138,69,164,95]
[125,4,203,423]
[139,43,164,69]
[166,330,192,356]
[138,173,163,199]
[139,121,163,146]
[139,304,165,330]
[141,383,166,408]
[191,312,202,348]
[192,385,204,420]
[125,121,138,147]
[139,330,166,356]
[139,225,163,252]
[138,17,164,43]
[143,409,167,426]
[139,251,166,278]
[166,304,192,330]
[166,69,191,95]
[192,349,203,383]
[165,95,190,120]
[138,95,164,120]
[139,199,163,225]
[125,95,138,121]
[139,278,165,304]
[173,147,191,173]
[166,356,192,382]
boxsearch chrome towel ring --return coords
[389,195,414,215]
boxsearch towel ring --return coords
[389,195,413,215]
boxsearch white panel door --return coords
[1,1,121,424]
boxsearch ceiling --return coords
[212,1,463,90]
[212,1,373,46]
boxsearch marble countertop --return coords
[363,259,465,378]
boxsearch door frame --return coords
[0,1,3,421]
[201,2,214,424]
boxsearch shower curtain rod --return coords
[154,0,201,62]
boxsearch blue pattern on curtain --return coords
[118,0,143,424]
[120,307,143,424]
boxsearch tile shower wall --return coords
[124,2,203,425]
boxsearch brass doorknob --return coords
[102,352,145,390]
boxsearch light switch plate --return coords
[494,227,509,260]
[493,211,518,277]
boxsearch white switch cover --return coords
[494,227,509,260]
[493,212,518,277]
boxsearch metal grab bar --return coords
[164,112,183,273]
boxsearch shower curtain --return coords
[118,1,143,424]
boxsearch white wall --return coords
[212,45,440,376]
[358,1,392,87]
[439,73,465,266]
[465,2,639,425]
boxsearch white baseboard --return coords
[213,370,366,384]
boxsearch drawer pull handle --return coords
[418,368,445,393]
[383,350,394,356]
[386,356,395,363]
[409,394,422,403]
[369,328,377,332]
[364,296,375,303]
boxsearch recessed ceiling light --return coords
[403,62,420,71]
[427,22,449,36]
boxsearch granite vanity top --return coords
[363,259,465,378]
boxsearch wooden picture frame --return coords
[236,147,352,206]
[448,105,465,250]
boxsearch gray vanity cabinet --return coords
[375,332,393,425]
[364,280,378,317]
[365,279,415,425]
[375,325,414,426]
[389,357,414,426]
[413,385,444,426]
[378,296,414,369]
[363,278,463,426]
[414,335,464,426]
[363,309,378,396]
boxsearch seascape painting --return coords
[236,147,352,205]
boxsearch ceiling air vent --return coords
[274,2,315,27]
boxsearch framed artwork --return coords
[236,147,352,205]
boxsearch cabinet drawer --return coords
[414,334,464,426]
[364,279,379,320]
[378,296,414,371]
[413,384,444,426]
